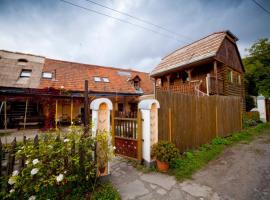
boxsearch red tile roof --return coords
[151,31,237,76]
[39,58,153,95]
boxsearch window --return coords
[102,77,110,82]
[93,76,101,82]
[238,75,241,85]
[42,72,53,79]
[20,69,32,77]
[117,71,131,76]
[118,103,124,112]
[17,58,28,65]
[227,70,233,83]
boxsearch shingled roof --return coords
[151,31,238,77]
[39,58,153,95]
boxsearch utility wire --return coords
[252,0,270,15]
[59,0,187,43]
[83,0,191,40]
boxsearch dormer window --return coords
[102,77,110,82]
[18,58,28,65]
[42,72,53,79]
[20,69,32,77]
[93,76,101,82]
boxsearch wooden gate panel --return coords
[115,137,138,159]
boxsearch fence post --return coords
[138,99,160,167]
[168,108,172,142]
[0,138,2,177]
[7,138,16,176]
[137,110,142,162]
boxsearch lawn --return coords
[169,122,270,181]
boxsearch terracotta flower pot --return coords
[99,166,106,174]
[156,160,169,172]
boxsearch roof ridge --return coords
[161,31,228,60]
[0,49,45,58]
[45,58,149,74]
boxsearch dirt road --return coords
[111,131,270,200]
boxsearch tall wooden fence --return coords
[157,90,242,152]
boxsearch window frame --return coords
[20,69,32,78]
[42,72,53,79]
[93,76,101,82]
[102,77,110,83]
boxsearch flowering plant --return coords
[96,131,114,170]
[6,126,97,199]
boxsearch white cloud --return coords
[0,0,269,72]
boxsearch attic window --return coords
[102,77,110,82]
[20,69,32,77]
[93,76,101,82]
[18,58,28,65]
[118,71,131,76]
[42,72,53,79]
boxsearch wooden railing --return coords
[207,76,224,95]
[156,81,198,95]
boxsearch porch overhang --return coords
[150,52,216,78]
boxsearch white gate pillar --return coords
[90,98,113,175]
[257,96,267,122]
[138,99,160,167]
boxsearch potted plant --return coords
[96,131,114,174]
[151,141,179,172]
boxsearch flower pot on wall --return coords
[156,160,169,172]
[99,166,106,174]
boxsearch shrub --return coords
[151,141,179,163]
[5,127,98,199]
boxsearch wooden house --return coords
[0,50,153,130]
[150,30,245,106]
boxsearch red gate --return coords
[112,111,142,161]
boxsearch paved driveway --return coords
[111,131,270,200]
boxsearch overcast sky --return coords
[0,0,269,72]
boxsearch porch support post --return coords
[70,98,73,126]
[214,61,219,95]
[166,75,171,89]
[4,101,7,130]
[23,99,28,130]
[84,80,90,134]
[55,99,58,130]
[206,73,210,96]
[138,99,160,167]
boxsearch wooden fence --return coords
[157,90,242,152]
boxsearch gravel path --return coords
[111,131,270,200]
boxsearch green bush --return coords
[151,141,179,163]
[3,127,99,199]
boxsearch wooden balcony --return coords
[207,76,224,95]
[156,81,199,95]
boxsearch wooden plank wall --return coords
[157,90,242,152]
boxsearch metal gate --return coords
[112,111,142,161]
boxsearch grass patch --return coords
[92,183,120,200]
[170,122,270,181]
[0,131,12,137]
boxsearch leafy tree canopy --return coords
[243,38,270,97]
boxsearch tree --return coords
[243,38,270,97]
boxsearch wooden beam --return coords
[169,108,172,142]
[4,101,7,130]
[55,99,58,130]
[23,99,28,130]
[70,98,73,126]
[84,80,90,134]
[214,61,219,95]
